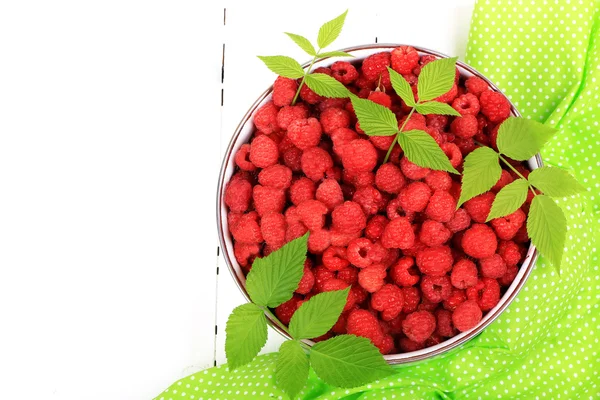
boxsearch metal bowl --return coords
[217,44,540,364]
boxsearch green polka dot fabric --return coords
[156,1,599,399]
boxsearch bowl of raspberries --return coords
[217,44,539,363]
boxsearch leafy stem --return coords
[498,153,538,197]
[291,51,320,105]
[383,107,415,163]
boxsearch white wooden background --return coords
[0,1,475,399]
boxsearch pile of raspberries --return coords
[224,46,530,354]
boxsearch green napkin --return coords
[156,1,599,398]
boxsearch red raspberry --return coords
[347,237,374,268]
[371,283,405,321]
[402,311,436,343]
[260,212,286,248]
[331,311,349,334]
[366,241,389,264]
[332,201,367,234]
[346,309,385,348]
[434,83,458,103]
[296,199,328,231]
[345,170,376,189]
[376,334,396,355]
[450,259,478,289]
[425,126,445,145]
[233,242,260,269]
[289,177,315,206]
[314,265,336,292]
[399,113,427,131]
[315,179,344,211]
[489,125,500,151]
[386,313,406,335]
[462,223,498,259]
[451,93,481,116]
[253,101,280,134]
[367,136,394,153]
[319,97,348,112]
[275,295,303,325]
[296,264,315,295]
[325,166,342,181]
[258,164,292,190]
[391,256,419,287]
[253,185,285,217]
[491,170,514,192]
[361,52,391,82]
[441,142,463,168]
[381,217,415,249]
[351,284,369,305]
[443,288,467,311]
[445,208,471,233]
[427,114,449,132]
[418,298,439,312]
[330,229,362,247]
[337,266,359,285]
[322,246,350,271]
[454,137,477,156]
[421,275,452,303]
[465,76,489,97]
[399,182,432,213]
[480,254,508,279]
[312,332,333,342]
[277,104,308,130]
[249,134,279,168]
[382,248,400,268]
[282,146,303,172]
[436,309,457,337]
[231,212,263,244]
[498,264,519,287]
[416,246,453,276]
[358,264,387,293]
[490,209,526,240]
[424,170,451,192]
[452,300,482,332]
[286,118,322,150]
[227,211,243,229]
[399,338,425,352]
[320,107,351,135]
[342,139,378,173]
[331,61,359,84]
[450,114,479,139]
[367,91,392,108]
[313,67,332,75]
[498,240,522,266]
[425,332,445,347]
[425,190,456,223]
[234,144,256,171]
[331,128,359,157]
[321,278,354,311]
[299,80,324,104]
[285,222,308,242]
[307,229,331,254]
[464,192,495,223]
[386,197,414,221]
[513,224,529,243]
[272,76,298,107]
[419,220,452,247]
[413,54,436,75]
[391,45,420,74]
[224,178,252,213]
[301,146,333,181]
[353,185,385,216]
[400,157,431,180]
[375,163,406,194]
[466,278,501,311]
[365,215,389,241]
[480,91,511,123]
[402,287,421,313]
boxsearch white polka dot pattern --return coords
[156,1,600,398]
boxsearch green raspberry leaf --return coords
[496,117,559,161]
[305,73,352,99]
[415,101,461,116]
[317,10,348,49]
[318,50,354,58]
[246,233,308,308]
[528,166,586,197]
[457,146,502,207]
[486,178,529,221]
[225,303,268,369]
[257,55,305,79]
[310,335,394,388]
[276,340,309,400]
[284,33,317,56]
[398,129,459,174]
[527,194,567,269]
[387,66,416,107]
[289,288,349,340]
[350,96,398,136]
[417,57,458,101]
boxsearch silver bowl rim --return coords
[216,43,540,364]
